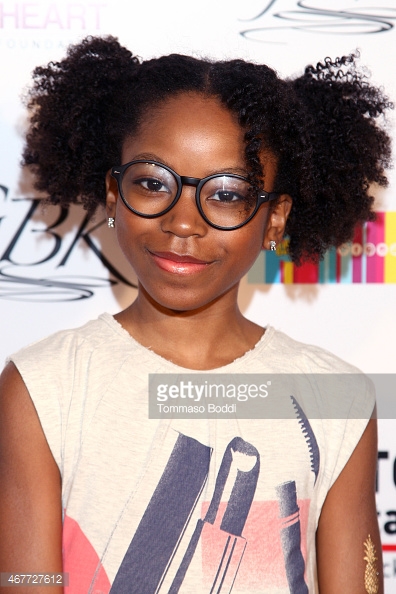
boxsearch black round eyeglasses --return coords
[111,160,279,231]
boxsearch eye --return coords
[121,163,178,199]
[210,190,246,203]
[201,176,253,207]
[134,177,170,194]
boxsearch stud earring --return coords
[108,217,115,228]
[270,240,276,252]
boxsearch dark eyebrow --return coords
[125,153,249,178]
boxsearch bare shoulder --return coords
[0,362,59,467]
[1,361,46,426]
[317,419,383,593]
[0,363,63,593]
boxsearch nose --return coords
[160,185,208,238]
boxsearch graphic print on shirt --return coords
[277,480,308,594]
[64,397,320,593]
[108,427,315,593]
[63,514,112,594]
[290,395,320,485]
[110,433,212,593]
[110,435,260,593]
[169,437,260,593]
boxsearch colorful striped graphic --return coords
[248,212,396,284]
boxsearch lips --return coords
[149,250,212,274]
[152,251,209,264]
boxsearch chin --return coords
[148,291,221,316]
[160,299,213,316]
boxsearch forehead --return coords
[122,93,247,172]
[140,92,243,137]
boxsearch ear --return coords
[262,194,292,250]
[105,169,118,218]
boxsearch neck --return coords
[114,284,264,370]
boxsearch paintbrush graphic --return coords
[169,437,260,593]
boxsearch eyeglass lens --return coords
[120,162,257,228]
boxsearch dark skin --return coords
[316,417,382,592]
[106,94,290,370]
[0,92,382,592]
[0,363,63,594]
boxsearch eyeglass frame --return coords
[110,159,280,231]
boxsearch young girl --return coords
[0,36,392,593]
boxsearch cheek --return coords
[114,202,151,243]
[114,218,133,254]
[222,221,267,275]
[234,212,269,256]
[113,213,146,262]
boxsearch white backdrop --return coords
[1,0,396,589]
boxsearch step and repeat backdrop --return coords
[1,0,396,589]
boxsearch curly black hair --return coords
[22,36,393,263]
